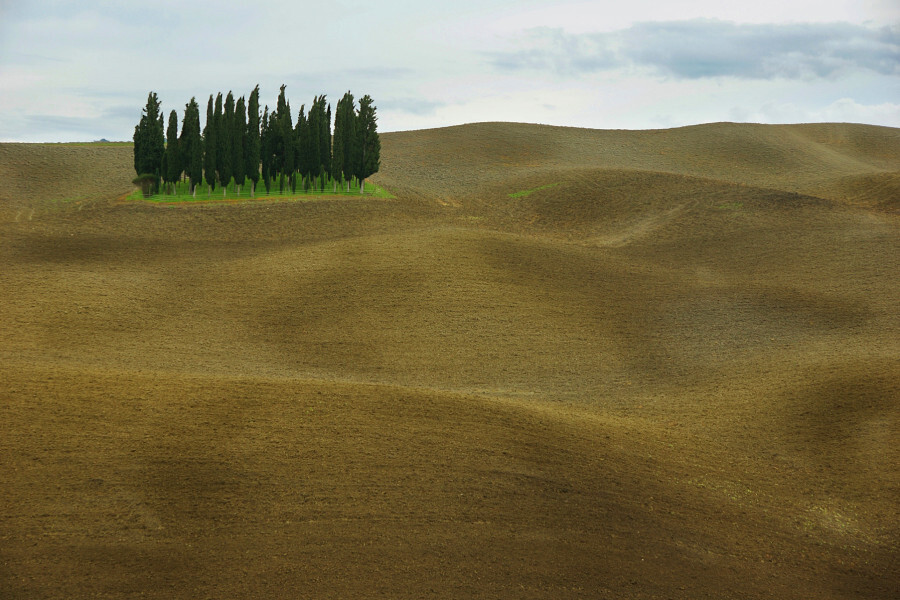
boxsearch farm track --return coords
[1,122,898,598]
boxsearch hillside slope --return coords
[373,121,900,208]
[1,122,898,599]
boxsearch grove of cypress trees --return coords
[233,95,246,195]
[165,110,181,194]
[203,95,217,195]
[134,86,379,199]
[246,85,261,197]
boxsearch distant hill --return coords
[372,121,900,210]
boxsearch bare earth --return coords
[1,123,898,598]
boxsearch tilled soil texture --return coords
[1,123,898,599]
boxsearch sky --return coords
[0,0,897,142]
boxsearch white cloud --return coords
[489,21,900,80]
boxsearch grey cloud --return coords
[488,27,618,75]
[490,20,900,80]
[23,110,134,140]
[102,104,143,121]
[380,97,445,115]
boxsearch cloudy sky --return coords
[0,0,897,141]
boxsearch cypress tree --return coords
[307,99,317,179]
[322,99,332,179]
[283,100,295,193]
[181,97,203,196]
[296,105,309,183]
[214,92,224,191]
[133,91,165,192]
[157,112,165,192]
[246,85,261,197]
[261,105,271,193]
[220,92,234,196]
[307,96,324,179]
[274,85,290,192]
[179,99,194,185]
[332,101,344,189]
[333,91,357,190]
[188,100,202,197]
[203,95,217,195]
[357,95,380,193]
[233,95,246,195]
[165,110,180,194]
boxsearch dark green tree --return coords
[182,97,203,197]
[179,98,197,188]
[295,104,309,183]
[203,94,217,195]
[333,91,357,190]
[272,85,293,192]
[282,99,295,193]
[246,85,261,197]
[324,101,332,179]
[306,95,326,177]
[165,110,181,194]
[233,95,246,195]
[356,95,380,193]
[261,105,272,193]
[214,92,225,192]
[332,95,344,187]
[220,92,234,196]
[133,91,165,194]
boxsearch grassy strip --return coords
[509,182,561,198]
[130,178,393,203]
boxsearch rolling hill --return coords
[1,122,898,598]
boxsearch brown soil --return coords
[1,123,898,598]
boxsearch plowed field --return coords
[1,122,898,598]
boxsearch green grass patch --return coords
[509,183,561,198]
[716,201,744,211]
[130,176,394,203]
